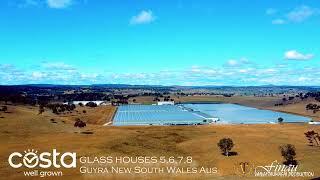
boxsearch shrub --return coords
[217,138,234,156]
[304,131,320,146]
[83,110,86,113]
[38,105,45,114]
[279,144,297,166]
[70,104,76,110]
[278,117,284,124]
[74,118,86,128]
[85,102,97,107]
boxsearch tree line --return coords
[306,103,320,114]
[39,103,76,115]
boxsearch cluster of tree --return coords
[2,92,118,106]
[0,94,37,105]
[305,103,320,113]
[279,144,297,166]
[304,130,320,146]
[164,96,174,101]
[59,93,111,102]
[304,92,320,102]
[113,95,129,102]
[141,92,163,96]
[281,94,304,104]
[297,92,304,99]
[107,95,129,105]
[126,94,138,99]
[111,99,128,106]
[289,92,307,101]
[152,96,175,102]
[0,86,54,102]
[288,96,295,101]
[222,94,234,97]
[176,92,186,96]
[74,118,86,128]
[85,102,97,107]
[277,94,306,106]
[39,103,76,115]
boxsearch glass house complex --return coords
[113,105,216,126]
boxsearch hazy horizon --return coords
[1,83,320,88]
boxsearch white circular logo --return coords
[23,151,39,168]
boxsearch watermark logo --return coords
[254,160,314,177]
[234,161,254,176]
[8,149,76,169]
[234,160,315,178]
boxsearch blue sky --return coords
[0,0,319,85]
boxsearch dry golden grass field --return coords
[1,96,320,179]
[268,100,320,122]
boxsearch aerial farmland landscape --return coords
[1,85,320,179]
[1,0,320,179]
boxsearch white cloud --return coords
[239,57,251,64]
[284,50,314,60]
[272,19,285,25]
[32,72,46,79]
[191,66,201,72]
[226,59,238,66]
[24,0,39,6]
[189,66,217,75]
[0,64,15,70]
[239,69,248,73]
[266,8,277,15]
[298,77,310,81]
[42,62,76,70]
[287,5,318,22]
[15,0,40,8]
[2,60,320,86]
[47,0,73,9]
[130,10,155,25]
[264,68,277,73]
[80,73,98,79]
[15,0,80,9]
[224,58,251,67]
[269,5,319,24]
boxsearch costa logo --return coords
[8,149,76,169]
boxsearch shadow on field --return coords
[221,152,238,156]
